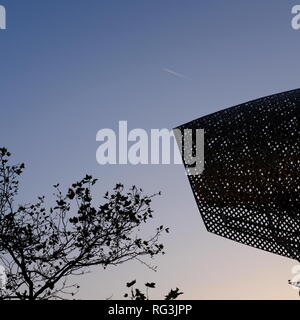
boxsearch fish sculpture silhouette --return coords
[175,89,300,261]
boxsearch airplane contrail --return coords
[162,68,191,80]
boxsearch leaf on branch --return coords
[126,280,136,288]
[67,188,75,199]
[145,282,156,288]
[165,288,183,300]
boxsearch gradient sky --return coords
[1,0,300,299]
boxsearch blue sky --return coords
[1,0,300,299]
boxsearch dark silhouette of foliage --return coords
[124,280,183,300]
[164,287,184,300]
[126,280,136,288]
[0,148,168,300]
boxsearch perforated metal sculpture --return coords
[175,88,300,261]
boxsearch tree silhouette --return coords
[123,280,183,300]
[0,148,168,300]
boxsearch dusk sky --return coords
[1,0,300,299]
